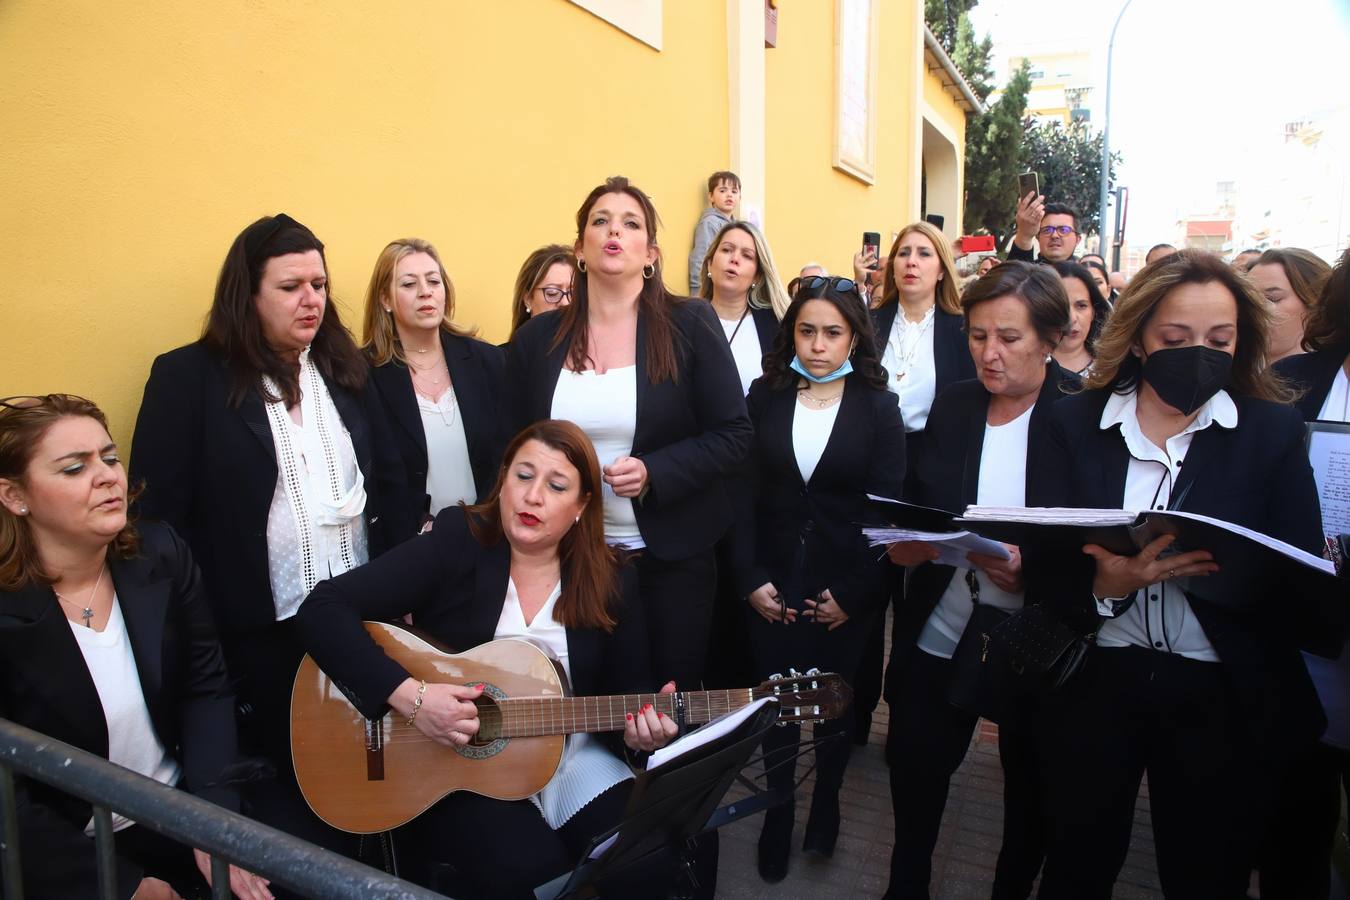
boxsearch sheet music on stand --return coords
[862,494,1011,566]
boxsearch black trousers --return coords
[225,621,362,882]
[634,547,719,898]
[1036,646,1250,900]
[1260,740,1350,900]
[635,548,717,691]
[885,648,1044,900]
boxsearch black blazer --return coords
[0,524,238,900]
[503,302,754,560]
[869,303,977,398]
[749,306,780,356]
[130,341,413,638]
[890,364,1079,667]
[1025,388,1342,753]
[368,331,505,513]
[728,372,906,617]
[1275,347,1348,421]
[296,507,651,727]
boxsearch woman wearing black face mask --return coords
[1023,251,1343,899]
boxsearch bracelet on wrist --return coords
[405,679,427,727]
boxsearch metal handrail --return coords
[0,717,447,899]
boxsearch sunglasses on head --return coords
[793,275,860,298]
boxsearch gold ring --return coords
[1167,569,1175,579]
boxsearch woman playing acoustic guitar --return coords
[296,419,675,898]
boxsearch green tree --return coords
[962,61,1032,248]
[950,14,994,103]
[925,0,979,53]
[1021,119,1122,238]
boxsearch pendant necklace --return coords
[55,564,105,628]
[893,312,934,383]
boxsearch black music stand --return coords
[535,699,782,900]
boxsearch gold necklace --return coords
[800,389,843,408]
[407,357,447,387]
[54,564,106,628]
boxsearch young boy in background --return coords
[688,170,740,294]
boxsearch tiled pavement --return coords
[714,698,1164,900]
[713,713,1165,899]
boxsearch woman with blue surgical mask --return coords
[725,275,906,882]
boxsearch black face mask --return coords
[1141,345,1233,415]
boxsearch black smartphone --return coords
[925,213,945,230]
[1018,171,1039,201]
[862,231,881,270]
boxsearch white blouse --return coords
[419,385,478,514]
[881,306,938,433]
[1318,364,1349,422]
[720,312,763,396]
[70,595,181,834]
[495,579,633,828]
[792,398,841,483]
[551,365,644,549]
[262,351,369,620]
[918,404,1033,658]
[1094,389,1238,662]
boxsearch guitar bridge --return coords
[366,717,385,781]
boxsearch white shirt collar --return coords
[1099,387,1238,451]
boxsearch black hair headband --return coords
[244,213,309,264]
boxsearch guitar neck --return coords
[495,688,756,738]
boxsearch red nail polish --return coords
[626,713,633,721]
[657,712,664,719]
[476,683,485,690]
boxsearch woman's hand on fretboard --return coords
[623,680,679,751]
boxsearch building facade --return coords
[0,0,976,441]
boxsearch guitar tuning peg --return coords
[788,667,800,678]
[805,667,820,676]
[769,672,783,681]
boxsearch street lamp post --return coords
[1098,0,1134,262]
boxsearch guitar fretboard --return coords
[493,689,756,738]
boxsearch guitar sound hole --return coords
[471,695,502,744]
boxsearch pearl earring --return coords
[574,515,580,524]
[18,506,28,515]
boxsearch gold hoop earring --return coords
[642,263,656,280]
[577,259,587,273]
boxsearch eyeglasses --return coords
[1039,225,1077,237]
[793,275,859,297]
[538,287,572,305]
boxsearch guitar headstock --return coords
[753,668,853,723]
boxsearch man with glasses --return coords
[1009,195,1081,264]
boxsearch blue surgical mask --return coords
[790,355,853,384]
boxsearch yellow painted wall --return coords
[763,0,920,276]
[0,1,729,446]
[922,70,968,151]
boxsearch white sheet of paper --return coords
[861,526,1012,566]
[1309,428,1350,540]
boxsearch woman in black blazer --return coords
[1024,251,1343,899]
[854,221,977,743]
[503,176,753,694]
[695,219,790,392]
[360,237,504,522]
[882,263,1075,900]
[130,214,410,854]
[727,277,905,881]
[296,420,672,898]
[0,394,264,900]
[1265,245,1350,899]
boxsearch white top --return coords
[70,595,181,835]
[1318,364,1350,422]
[551,365,644,549]
[418,385,478,514]
[792,397,842,482]
[495,579,633,828]
[1094,389,1239,662]
[262,352,369,620]
[720,312,763,396]
[881,306,938,432]
[918,404,1033,658]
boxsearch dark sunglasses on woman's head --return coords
[793,275,859,298]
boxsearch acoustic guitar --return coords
[290,622,852,833]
